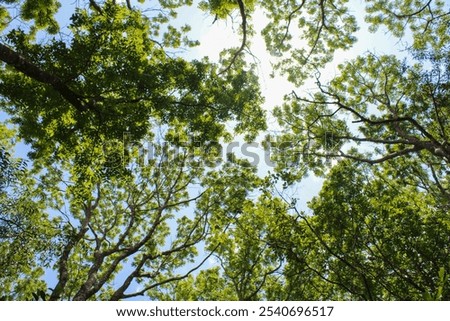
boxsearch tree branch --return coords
[118,244,221,299]
[0,43,93,113]
[219,0,247,75]
[386,0,433,19]
[89,0,103,14]
[279,1,306,46]
[49,208,93,300]
[126,0,133,11]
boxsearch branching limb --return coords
[279,0,306,46]
[126,0,133,10]
[118,244,221,299]
[49,205,93,300]
[89,0,103,14]
[219,0,247,75]
[0,43,94,114]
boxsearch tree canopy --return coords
[0,0,449,300]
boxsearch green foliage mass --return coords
[0,0,448,301]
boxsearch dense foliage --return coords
[0,0,448,300]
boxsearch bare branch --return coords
[119,244,221,299]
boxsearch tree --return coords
[173,160,450,301]
[262,0,450,300]
[169,0,450,301]
[269,0,449,205]
[158,191,291,301]
[0,0,266,300]
[282,160,450,300]
[0,0,266,168]
[0,122,271,300]
[1,0,449,301]
[0,125,58,301]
